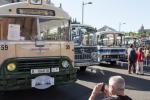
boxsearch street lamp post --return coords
[82,1,92,24]
[119,22,126,32]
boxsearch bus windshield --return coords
[40,19,69,41]
[0,17,69,41]
[0,17,37,41]
[71,24,96,46]
[97,33,124,46]
[124,36,141,47]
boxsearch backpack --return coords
[129,49,136,62]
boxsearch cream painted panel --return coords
[0,44,15,64]
[0,2,70,20]
[15,43,61,57]
[60,42,74,62]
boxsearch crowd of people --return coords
[127,44,150,75]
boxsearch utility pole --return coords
[81,1,92,24]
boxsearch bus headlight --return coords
[7,63,16,71]
[62,60,70,68]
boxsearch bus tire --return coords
[0,91,5,97]
[79,66,86,72]
[110,61,116,65]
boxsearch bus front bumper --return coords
[0,70,76,91]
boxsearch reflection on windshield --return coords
[40,19,69,41]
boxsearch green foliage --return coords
[124,32,141,37]
[71,18,80,24]
[138,32,150,37]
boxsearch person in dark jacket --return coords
[89,76,132,100]
[127,44,137,74]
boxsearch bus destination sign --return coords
[17,8,55,16]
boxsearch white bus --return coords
[71,24,98,71]
[96,31,126,64]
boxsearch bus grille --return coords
[16,59,60,72]
[75,53,91,61]
[75,46,97,61]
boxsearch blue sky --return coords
[53,0,150,32]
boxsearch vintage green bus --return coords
[0,0,76,91]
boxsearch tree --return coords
[71,18,80,24]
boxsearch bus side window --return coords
[0,21,2,40]
[0,19,6,40]
[0,18,12,40]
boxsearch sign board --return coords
[7,24,20,40]
[32,75,54,89]
[30,0,42,5]
[17,8,55,16]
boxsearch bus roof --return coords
[124,36,138,39]
[71,24,94,28]
[96,31,124,35]
[71,24,96,32]
[0,1,70,19]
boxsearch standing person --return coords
[144,47,149,58]
[144,47,149,67]
[136,47,144,75]
[89,76,132,100]
[127,44,137,74]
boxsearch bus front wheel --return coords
[79,66,87,72]
[110,61,116,65]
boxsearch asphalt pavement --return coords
[0,63,150,100]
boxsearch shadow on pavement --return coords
[1,65,149,100]
[0,83,93,100]
[100,62,150,75]
[77,67,150,92]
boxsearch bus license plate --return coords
[51,68,59,72]
[31,68,50,74]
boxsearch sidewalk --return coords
[117,61,150,74]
